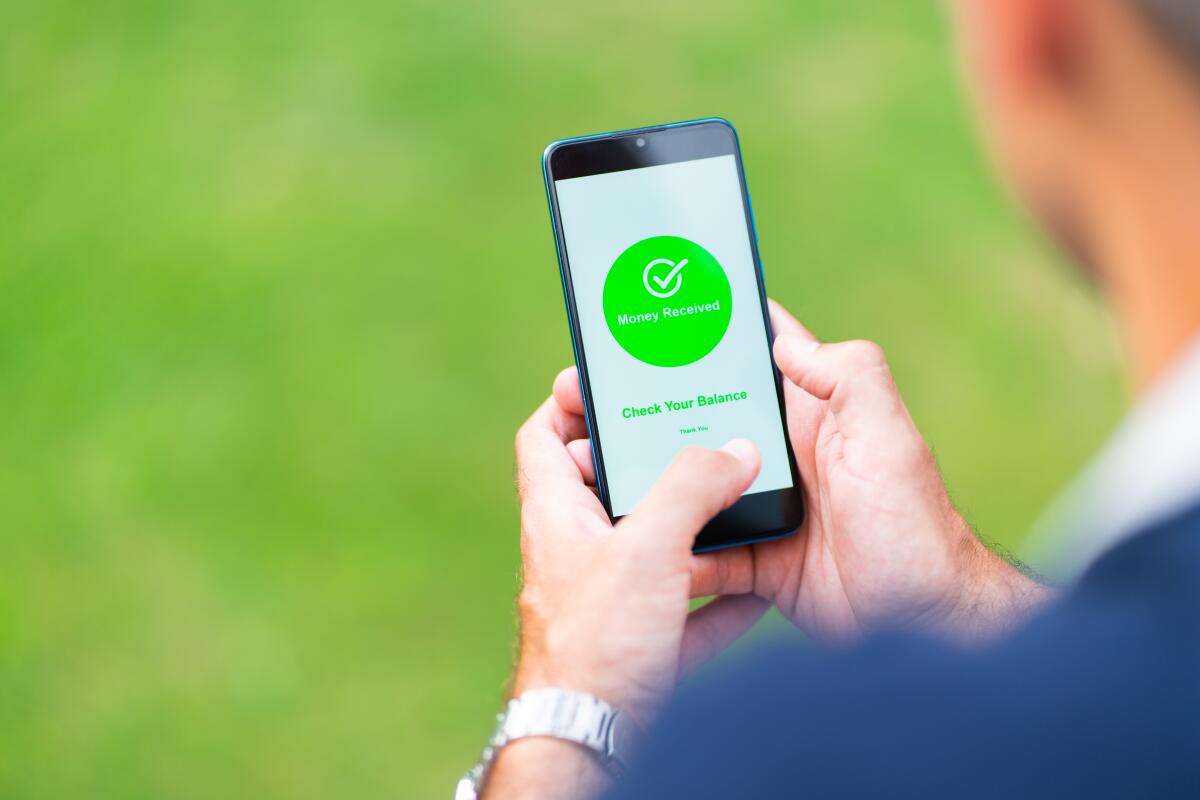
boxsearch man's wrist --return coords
[513,658,657,732]
[468,687,640,800]
[484,737,609,800]
[944,532,1055,641]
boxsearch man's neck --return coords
[1090,121,1200,394]
[1107,223,1200,394]
[1071,4,1200,394]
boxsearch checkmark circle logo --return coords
[642,257,687,299]
[603,235,732,367]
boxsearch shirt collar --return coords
[1034,333,1200,580]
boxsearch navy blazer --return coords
[610,502,1200,798]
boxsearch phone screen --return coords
[552,142,795,518]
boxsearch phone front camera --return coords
[636,138,646,148]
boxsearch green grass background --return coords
[1,0,1125,797]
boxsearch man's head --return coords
[952,0,1200,386]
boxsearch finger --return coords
[767,298,818,342]
[566,438,597,485]
[519,393,588,447]
[552,366,586,417]
[536,375,589,442]
[515,397,591,500]
[553,409,588,449]
[766,301,828,420]
[772,336,910,441]
[689,548,754,598]
[615,440,762,558]
[678,594,771,676]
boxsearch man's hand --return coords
[510,396,768,725]
[486,396,772,800]
[760,300,1051,639]
[551,300,1051,643]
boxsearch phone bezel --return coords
[542,118,804,552]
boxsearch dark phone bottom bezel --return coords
[612,486,805,553]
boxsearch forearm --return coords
[484,738,609,800]
[946,535,1056,643]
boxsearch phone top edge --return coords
[542,117,737,170]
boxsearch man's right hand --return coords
[551,299,1050,643]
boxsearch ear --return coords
[973,0,1085,102]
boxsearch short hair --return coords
[1134,0,1200,77]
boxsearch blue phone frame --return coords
[541,118,804,553]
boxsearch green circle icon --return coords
[603,235,732,367]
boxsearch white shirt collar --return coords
[1033,334,1200,580]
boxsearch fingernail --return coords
[719,438,760,468]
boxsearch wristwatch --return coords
[455,688,642,799]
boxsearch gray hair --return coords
[1135,0,1200,76]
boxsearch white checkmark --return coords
[642,257,690,298]
[652,258,688,289]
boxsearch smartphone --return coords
[542,118,804,552]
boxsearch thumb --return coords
[613,440,761,560]
[773,335,910,440]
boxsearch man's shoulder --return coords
[612,501,1200,799]
[1075,497,1200,597]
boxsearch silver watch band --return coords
[456,688,641,799]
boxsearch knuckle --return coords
[674,446,706,468]
[847,339,886,366]
[517,588,542,617]
[517,589,553,631]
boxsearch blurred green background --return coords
[1,0,1125,797]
